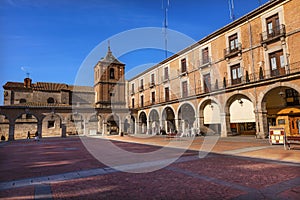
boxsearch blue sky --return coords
[0,0,268,105]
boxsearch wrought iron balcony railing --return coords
[260,24,286,44]
[224,43,242,59]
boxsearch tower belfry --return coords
[94,45,126,109]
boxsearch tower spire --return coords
[108,40,111,53]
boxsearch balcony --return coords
[178,70,188,77]
[199,57,212,69]
[138,86,144,92]
[260,24,286,45]
[224,43,242,59]
[149,82,155,88]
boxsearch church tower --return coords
[94,45,126,109]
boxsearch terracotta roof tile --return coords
[3,81,93,92]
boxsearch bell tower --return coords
[94,44,126,109]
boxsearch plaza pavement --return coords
[0,134,299,199]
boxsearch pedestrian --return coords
[1,135,5,141]
[34,131,39,141]
[27,131,30,139]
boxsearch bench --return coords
[284,136,300,150]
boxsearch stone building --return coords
[0,46,130,140]
[127,0,300,138]
[1,0,299,140]
[0,78,95,140]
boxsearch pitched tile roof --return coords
[3,81,94,93]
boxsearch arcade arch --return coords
[139,111,147,134]
[0,114,9,141]
[199,99,221,134]
[149,109,160,135]
[87,114,99,135]
[162,106,175,133]
[15,113,38,140]
[225,94,256,135]
[107,114,120,135]
[178,103,196,133]
[261,86,300,136]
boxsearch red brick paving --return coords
[0,185,34,200]
[0,136,300,199]
[173,155,300,189]
[0,138,105,182]
[51,170,246,200]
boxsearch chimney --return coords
[24,78,32,88]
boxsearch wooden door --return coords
[289,116,300,135]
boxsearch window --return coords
[286,89,299,106]
[182,81,188,98]
[151,91,155,104]
[109,68,115,79]
[231,64,242,85]
[269,50,285,77]
[48,120,55,129]
[140,95,144,107]
[266,14,280,37]
[164,67,169,80]
[229,33,239,52]
[202,47,209,65]
[203,74,211,93]
[47,97,55,104]
[19,98,26,104]
[181,58,187,73]
[151,74,155,85]
[165,87,170,101]
[110,93,115,97]
[132,98,135,108]
[140,79,144,90]
[131,83,135,94]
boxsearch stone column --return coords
[98,119,102,135]
[8,121,15,141]
[37,120,43,138]
[256,110,268,139]
[61,124,67,138]
[84,119,88,135]
[199,116,204,129]
[119,118,124,136]
[220,112,231,137]
[102,121,107,135]
[146,120,150,135]
[175,118,179,132]
[134,120,138,134]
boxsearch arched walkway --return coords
[70,113,84,135]
[259,86,300,137]
[0,114,9,141]
[87,114,98,135]
[15,113,38,140]
[162,107,175,133]
[225,94,256,135]
[149,109,160,135]
[199,99,221,134]
[178,103,196,133]
[139,112,147,134]
[107,114,120,135]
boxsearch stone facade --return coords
[1,0,299,140]
[0,80,96,140]
[127,0,300,138]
